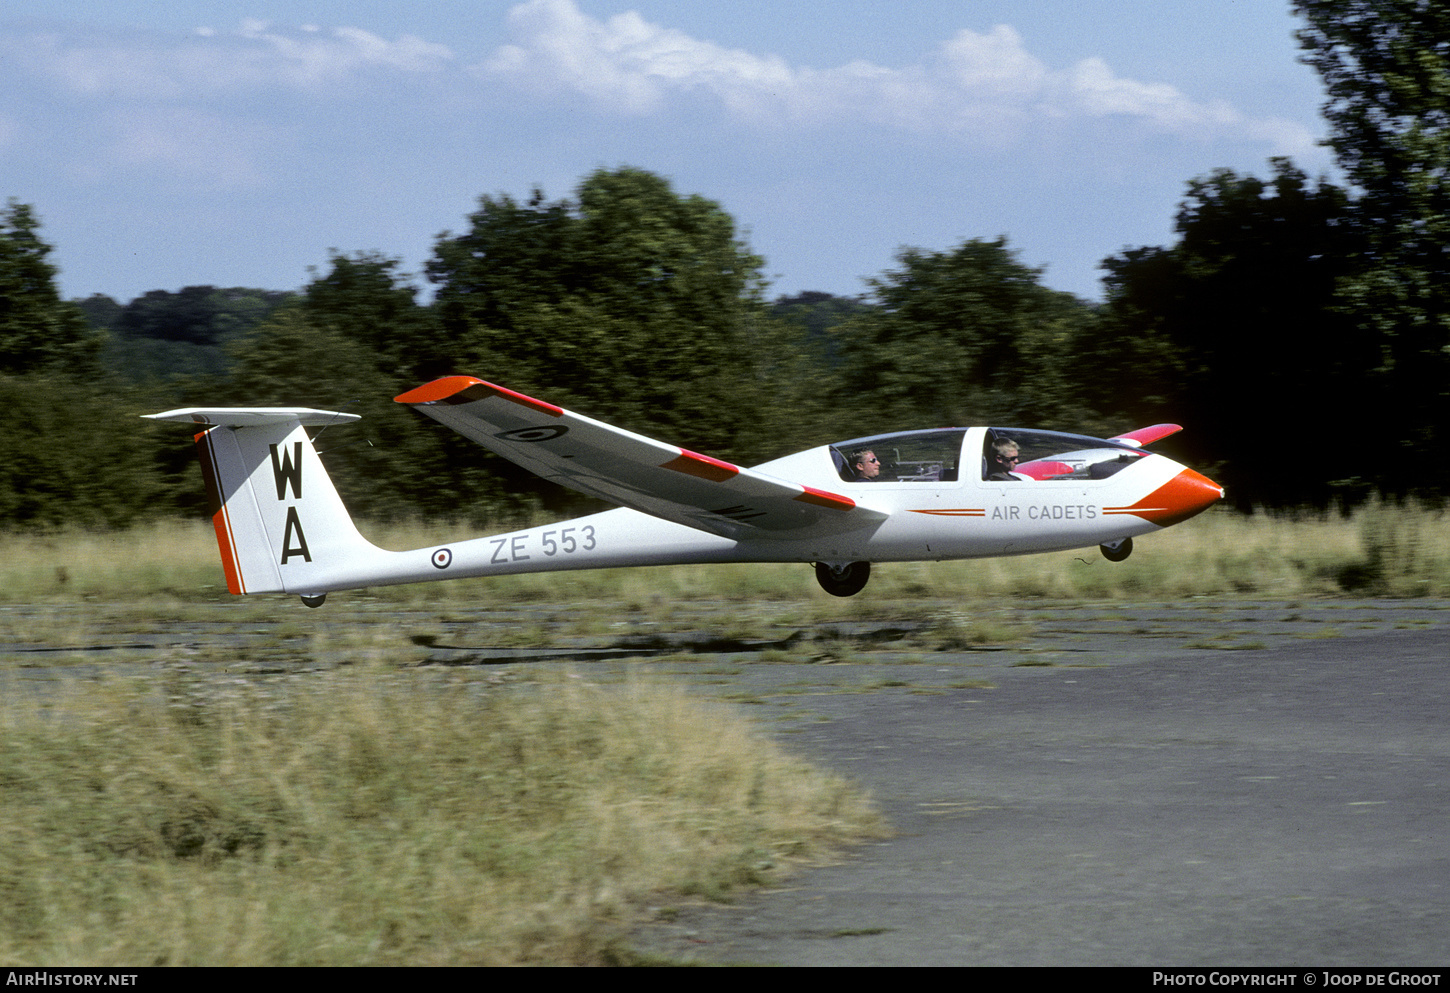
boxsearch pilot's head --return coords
[990,439,1020,475]
[851,449,881,480]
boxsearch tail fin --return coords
[145,408,378,597]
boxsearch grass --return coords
[0,665,883,966]
[3,502,1447,606]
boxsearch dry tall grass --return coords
[0,666,882,965]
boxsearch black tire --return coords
[815,561,871,597]
[1100,538,1134,563]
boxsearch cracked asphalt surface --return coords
[624,602,1450,966]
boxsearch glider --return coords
[145,376,1223,606]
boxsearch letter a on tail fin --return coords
[144,408,378,595]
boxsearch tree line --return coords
[1,1,1445,529]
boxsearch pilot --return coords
[849,448,882,481]
[987,438,1023,481]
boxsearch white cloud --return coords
[9,21,452,102]
[483,0,1316,154]
[2,22,452,193]
[484,0,792,114]
[239,21,453,80]
[937,25,1048,99]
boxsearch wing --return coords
[395,376,887,541]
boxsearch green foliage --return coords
[114,285,288,346]
[426,167,797,463]
[1099,160,1369,507]
[0,201,102,375]
[80,286,296,383]
[833,237,1097,435]
[1294,0,1450,497]
[0,374,185,529]
[220,307,534,524]
[1295,0,1450,223]
[770,291,872,371]
[302,252,436,378]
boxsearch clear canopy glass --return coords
[829,428,1147,483]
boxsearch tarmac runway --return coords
[627,600,1450,966]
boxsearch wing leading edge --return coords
[395,376,887,541]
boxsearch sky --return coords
[2,0,1336,305]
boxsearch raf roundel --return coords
[494,426,569,443]
[431,548,453,570]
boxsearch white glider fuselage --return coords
[148,376,1223,601]
[311,434,1207,592]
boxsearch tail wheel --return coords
[815,561,871,597]
[1100,538,1134,563]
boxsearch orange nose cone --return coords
[1105,468,1224,527]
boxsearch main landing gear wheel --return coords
[815,561,871,597]
[1100,538,1134,563]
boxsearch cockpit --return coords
[983,429,1147,481]
[829,427,1148,483]
[831,429,968,482]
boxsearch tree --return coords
[218,308,501,523]
[0,200,102,375]
[427,167,792,463]
[833,237,1094,434]
[770,291,872,369]
[74,293,124,333]
[302,252,436,379]
[112,286,294,346]
[86,286,295,382]
[1100,160,1369,507]
[1295,0,1450,496]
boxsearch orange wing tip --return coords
[661,449,739,482]
[795,487,856,511]
[394,376,484,404]
[395,376,564,417]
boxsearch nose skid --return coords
[1103,468,1224,528]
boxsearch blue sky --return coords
[3,1,1334,305]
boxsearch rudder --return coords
[147,408,376,595]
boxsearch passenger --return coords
[849,448,882,481]
[987,438,1023,481]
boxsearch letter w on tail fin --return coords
[145,408,375,595]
